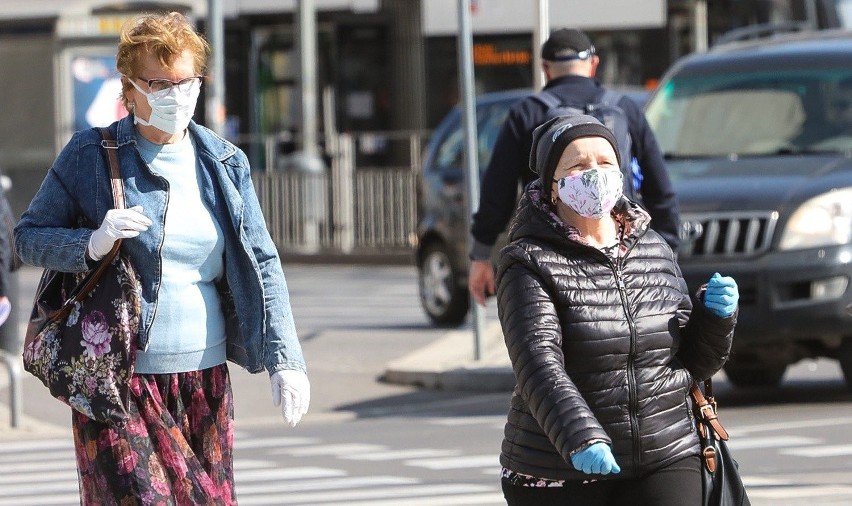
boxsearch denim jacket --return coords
[14,116,306,375]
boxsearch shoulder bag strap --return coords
[61,128,127,307]
[690,378,730,440]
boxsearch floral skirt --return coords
[72,364,236,505]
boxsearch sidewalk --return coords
[381,320,515,392]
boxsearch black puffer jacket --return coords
[496,182,735,481]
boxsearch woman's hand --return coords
[570,442,621,475]
[703,272,739,317]
[88,206,152,260]
[270,369,311,427]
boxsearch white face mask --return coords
[555,167,623,219]
[127,77,200,134]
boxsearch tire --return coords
[723,359,787,389]
[418,242,469,327]
[838,338,852,393]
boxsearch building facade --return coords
[0,0,846,216]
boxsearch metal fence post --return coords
[332,133,355,253]
[0,350,22,428]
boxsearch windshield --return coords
[646,68,852,157]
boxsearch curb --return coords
[381,320,515,392]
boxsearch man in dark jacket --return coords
[469,28,680,306]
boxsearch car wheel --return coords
[838,338,852,393]
[723,358,786,389]
[418,242,469,327]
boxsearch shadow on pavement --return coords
[335,389,510,419]
[710,377,851,407]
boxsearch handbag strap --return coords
[690,378,730,441]
[60,128,127,308]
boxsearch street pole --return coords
[298,0,319,157]
[205,0,225,134]
[533,0,549,91]
[457,0,485,361]
[693,0,708,53]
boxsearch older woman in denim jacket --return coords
[14,12,308,505]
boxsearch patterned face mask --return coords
[555,167,623,219]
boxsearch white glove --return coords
[88,206,152,260]
[270,369,311,427]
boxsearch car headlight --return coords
[779,188,852,250]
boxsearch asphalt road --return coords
[1,263,852,505]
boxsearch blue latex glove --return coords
[704,272,739,317]
[570,442,621,475]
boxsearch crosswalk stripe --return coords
[0,492,78,506]
[780,444,852,457]
[235,467,345,481]
[340,448,460,461]
[236,475,417,494]
[741,476,789,486]
[234,436,319,449]
[734,417,852,434]
[0,460,77,473]
[0,450,74,463]
[405,455,498,470]
[748,485,852,498]
[427,416,505,426]
[234,459,277,470]
[275,443,386,456]
[236,483,493,505]
[0,440,72,453]
[0,481,79,496]
[0,470,78,485]
[339,492,506,506]
[727,435,819,450]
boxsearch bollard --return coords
[277,151,328,253]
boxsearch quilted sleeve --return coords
[673,257,736,380]
[497,245,611,465]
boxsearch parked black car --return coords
[644,29,852,390]
[415,87,649,326]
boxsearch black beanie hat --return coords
[529,114,621,192]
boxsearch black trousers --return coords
[502,455,702,506]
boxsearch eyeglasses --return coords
[134,75,203,98]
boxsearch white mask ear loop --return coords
[126,78,153,126]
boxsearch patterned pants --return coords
[72,364,236,505]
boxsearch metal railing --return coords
[243,130,426,255]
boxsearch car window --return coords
[432,100,513,173]
[646,68,852,157]
[434,124,465,170]
[476,101,513,171]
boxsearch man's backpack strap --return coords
[598,89,624,108]
[532,90,563,111]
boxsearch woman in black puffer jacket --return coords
[497,114,739,505]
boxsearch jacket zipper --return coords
[613,258,641,471]
[145,174,170,350]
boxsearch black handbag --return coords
[691,379,751,506]
[21,127,141,425]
